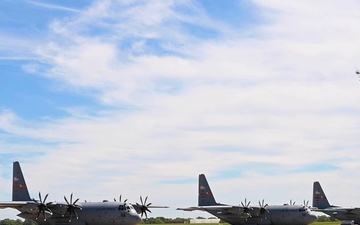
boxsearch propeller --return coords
[136,196,152,218]
[289,200,296,205]
[114,195,127,202]
[62,193,82,222]
[240,198,252,218]
[302,200,310,209]
[32,192,53,221]
[258,199,269,218]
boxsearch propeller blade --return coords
[73,198,80,205]
[64,196,70,205]
[43,194,49,204]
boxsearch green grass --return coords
[311,222,341,225]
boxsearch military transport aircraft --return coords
[313,181,360,225]
[0,161,167,225]
[177,174,317,225]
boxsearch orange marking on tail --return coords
[14,185,27,190]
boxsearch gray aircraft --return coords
[0,161,167,225]
[177,174,317,225]
[313,181,360,225]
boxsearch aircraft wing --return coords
[312,207,360,216]
[131,203,169,216]
[177,205,234,211]
[0,201,28,209]
[177,205,262,216]
[0,201,65,214]
[148,205,169,209]
[328,207,360,214]
[348,208,360,214]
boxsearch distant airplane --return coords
[0,161,168,225]
[312,181,360,225]
[177,174,317,225]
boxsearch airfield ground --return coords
[145,223,340,225]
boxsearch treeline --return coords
[0,219,36,225]
[0,218,190,225]
[317,215,338,222]
[142,217,191,224]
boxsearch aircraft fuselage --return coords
[16,201,142,225]
[206,204,316,225]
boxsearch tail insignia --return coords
[313,191,326,200]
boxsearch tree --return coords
[0,219,23,225]
[22,220,37,225]
[317,215,338,222]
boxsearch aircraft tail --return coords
[198,174,218,206]
[312,181,333,209]
[12,161,31,201]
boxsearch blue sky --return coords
[1,0,360,220]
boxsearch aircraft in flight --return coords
[177,174,317,225]
[312,181,360,225]
[0,161,167,225]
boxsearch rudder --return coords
[198,174,217,206]
[12,161,31,201]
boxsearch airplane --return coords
[0,161,168,225]
[177,174,317,225]
[312,181,360,225]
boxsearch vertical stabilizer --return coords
[313,181,332,209]
[12,161,31,201]
[198,174,217,206]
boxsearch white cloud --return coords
[2,0,360,220]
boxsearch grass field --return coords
[144,223,341,225]
[312,222,341,225]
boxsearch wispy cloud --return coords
[26,0,81,13]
